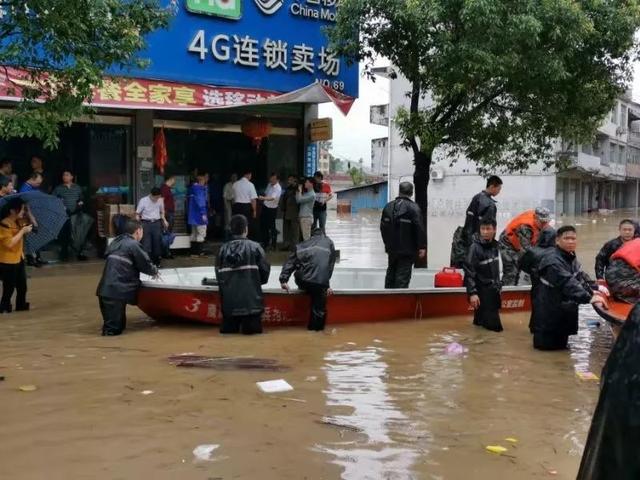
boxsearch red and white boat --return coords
[137,267,532,327]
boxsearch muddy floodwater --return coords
[0,210,632,479]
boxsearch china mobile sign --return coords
[117,0,358,98]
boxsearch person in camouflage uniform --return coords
[499,207,552,286]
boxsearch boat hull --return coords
[137,286,532,327]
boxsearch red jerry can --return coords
[434,267,464,288]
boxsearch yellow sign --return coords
[309,117,333,141]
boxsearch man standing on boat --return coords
[380,182,427,289]
[530,226,606,350]
[279,228,337,331]
[595,219,637,281]
[216,215,270,335]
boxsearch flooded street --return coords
[0,209,630,479]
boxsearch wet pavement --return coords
[0,209,630,479]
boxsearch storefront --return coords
[0,0,358,252]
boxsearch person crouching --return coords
[279,228,337,331]
[463,219,502,332]
[96,219,158,336]
[216,215,270,335]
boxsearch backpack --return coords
[450,226,467,268]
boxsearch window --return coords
[611,103,618,124]
[620,105,628,128]
[609,143,616,163]
[619,145,625,164]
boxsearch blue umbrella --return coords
[0,191,68,254]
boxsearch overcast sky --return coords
[319,62,640,167]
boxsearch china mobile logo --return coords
[254,0,284,15]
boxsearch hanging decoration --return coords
[154,128,168,174]
[241,116,272,151]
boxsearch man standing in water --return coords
[463,219,502,332]
[380,181,427,289]
[216,215,270,335]
[595,218,637,280]
[280,228,337,331]
[530,226,606,350]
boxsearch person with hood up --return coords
[188,173,209,257]
[576,303,640,480]
[604,237,640,304]
[530,225,606,350]
[595,218,637,281]
[463,219,502,332]
[279,228,337,331]
[96,219,158,336]
[380,181,427,289]
[215,214,270,335]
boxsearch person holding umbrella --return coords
[0,198,32,312]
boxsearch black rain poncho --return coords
[577,303,640,480]
[463,237,502,332]
[605,258,640,304]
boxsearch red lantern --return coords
[241,117,272,151]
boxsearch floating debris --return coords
[141,390,154,395]
[256,379,293,393]
[192,444,219,462]
[18,385,37,392]
[445,342,467,356]
[576,371,599,381]
[505,437,518,444]
[485,445,508,454]
[168,354,289,372]
[316,418,363,433]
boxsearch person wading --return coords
[380,181,427,289]
[498,207,552,286]
[530,226,606,351]
[280,228,337,331]
[595,218,637,281]
[96,219,158,336]
[135,187,168,267]
[463,219,502,332]
[216,214,270,335]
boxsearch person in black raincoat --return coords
[215,214,270,335]
[577,303,640,480]
[380,182,427,289]
[96,219,158,336]
[604,237,640,304]
[594,218,637,280]
[463,219,502,332]
[279,228,337,331]
[530,225,605,350]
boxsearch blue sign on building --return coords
[119,0,359,98]
[305,142,318,176]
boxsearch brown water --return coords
[0,210,630,479]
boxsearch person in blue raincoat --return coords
[188,173,208,256]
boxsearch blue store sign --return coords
[119,0,359,98]
[305,143,318,176]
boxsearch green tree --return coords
[348,166,364,186]
[330,0,640,231]
[0,1,172,147]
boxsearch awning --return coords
[0,66,355,115]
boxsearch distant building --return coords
[372,66,640,226]
[336,181,388,213]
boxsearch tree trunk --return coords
[413,148,432,268]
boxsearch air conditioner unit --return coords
[616,126,628,136]
[430,167,445,181]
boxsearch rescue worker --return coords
[380,181,427,289]
[451,175,502,267]
[577,303,640,480]
[604,237,640,304]
[463,219,502,332]
[215,214,270,335]
[595,219,637,280]
[530,225,606,351]
[498,207,552,286]
[96,219,158,336]
[279,228,337,331]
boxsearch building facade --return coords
[373,67,639,227]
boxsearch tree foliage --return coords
[329,0,640,220]
[0,0,172,147]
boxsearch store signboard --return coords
[309,117,333,141]
[115,0,359,98]
[305,142,318,176]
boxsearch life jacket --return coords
[611,237,640,271]
[504,210,540,251]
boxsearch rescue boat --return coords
[137,267,532,326]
